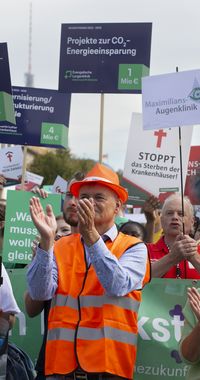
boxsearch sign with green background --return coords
[3,190,61,265]
[135,278,196,379]
[8,268,43,366]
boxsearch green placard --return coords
[3,190,61,265]
[40,123,68,148]
[118,64,149,91]
[7,268,43,365]
[134,278,197,379]
[0,91,16,124]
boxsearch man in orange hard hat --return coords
[27,163,150,380]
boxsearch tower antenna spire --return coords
[25,2,34,87]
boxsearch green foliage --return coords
[27,148,95,184]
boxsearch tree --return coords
[27,148,95,184]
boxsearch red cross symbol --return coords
[6,151,13,162]
[154,129,167,148]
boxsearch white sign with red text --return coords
[15,170,44,191]
[0,145,23,180]
[122,113,193,205]
[25,171,44,186]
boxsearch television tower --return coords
[25,2,34,87]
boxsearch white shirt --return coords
[0,264,20,314]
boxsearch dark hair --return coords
[119,220,146,240]
[0,203,6,222]
[193,215,200,236]
[72,171,85,182]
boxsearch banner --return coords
[184,145,200,205]
[59,23,152,93]
[0,86,71,148]
[122,113,193,205]
[0,43,15,125]
[3,190,61,265]
[142,69,200,130]
[135,278,197,379]
[8,274,195,379]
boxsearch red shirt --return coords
[147,236,200,279]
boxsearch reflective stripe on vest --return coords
[51,294,140,312]
[47,326,137,346]
[51,294,78,309]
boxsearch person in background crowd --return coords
[0,263,20,327]
[148,193,200,279]
[179,286,200,380]
[0,264,20,374]
[114,203,129,228]
[115,195,162,243]
[25,172,84,380]
[116,195,161,243]
[193,216,200,245]
[62,171,85,231]
[54,214,71,240]
[0,262,20,378]
[0,175,6,198]
[142,195,162,243]
[27,163,150,380]
[119,220,146,241]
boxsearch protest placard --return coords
[0,145,23,181]
[142,69,200,130]
[184,145,200,205]
[122,113,193,205]
[134,278,195,379]
[0,86,71,147]
[59,23,152,93]
[15,170,44,191]
[52,175,68,194]
[3,190,61,264]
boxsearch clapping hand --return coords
[29,197,57,251]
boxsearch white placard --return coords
[0,145,23,180]
[52,175,68,194]
[25,171,44,186]
[142,69,200,130]
[123,113,193,203]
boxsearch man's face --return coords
[79,183,120,230]
[161,198,194,236]
[63,179,78,227]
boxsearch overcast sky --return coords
[1,0,200,170]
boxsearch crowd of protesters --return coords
[0,164,200,380]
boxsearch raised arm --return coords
[142,195,160,243]
[29,197,57,251]
[180,287,200,363]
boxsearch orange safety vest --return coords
[45,232,150,379]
